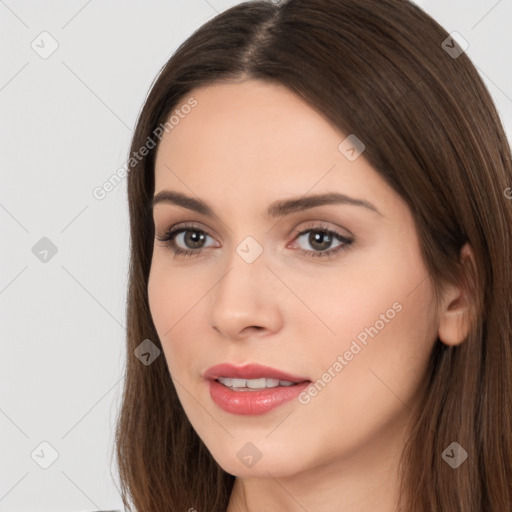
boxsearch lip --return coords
[204,363,311,415]
[204,363,309,383]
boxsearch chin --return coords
[208,444,309,478]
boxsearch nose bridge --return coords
[208,235,282,336]
[216,235,269,307]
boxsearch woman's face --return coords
[148,79,440,478]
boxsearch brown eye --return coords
[291,224,353,259]
[155,223,217,258]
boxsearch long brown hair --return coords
[113,0,512,510]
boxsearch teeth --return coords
[247,378,269,389]
[217,377,295,390]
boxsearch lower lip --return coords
[208,379,310,415]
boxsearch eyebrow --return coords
[149,190,382,218]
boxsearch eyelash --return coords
[155,221,353,260]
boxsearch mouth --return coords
[204,362,310,382]
[204,363,311,415]
[215,376,300,391]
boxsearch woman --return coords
[114,0,512,510]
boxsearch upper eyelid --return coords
[157,221,213,238]
[157,219,348,233]
[157,209,352,227]
[157,221,351,244]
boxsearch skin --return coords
[147,79,473,512]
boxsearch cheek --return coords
[303,230,437,382]
[306,253,438,416]
[147,260,172,339]
[289,268,437,466]
[147,257,209,374]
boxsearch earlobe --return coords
[437,243,476,346]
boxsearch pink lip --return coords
[204,363,309,383]
[204,363,311,415]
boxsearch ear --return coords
[437,242,476,346]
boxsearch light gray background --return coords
[1,1,511,511]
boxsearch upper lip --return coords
[204,363,310,383]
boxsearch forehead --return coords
[152,80,405,220]
[158,81,339,180]
[156,79,341,168]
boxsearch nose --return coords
[207,246,284,341]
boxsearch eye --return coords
[155,222,217,258]
[155,221,353,260]
[290,222,353,259]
